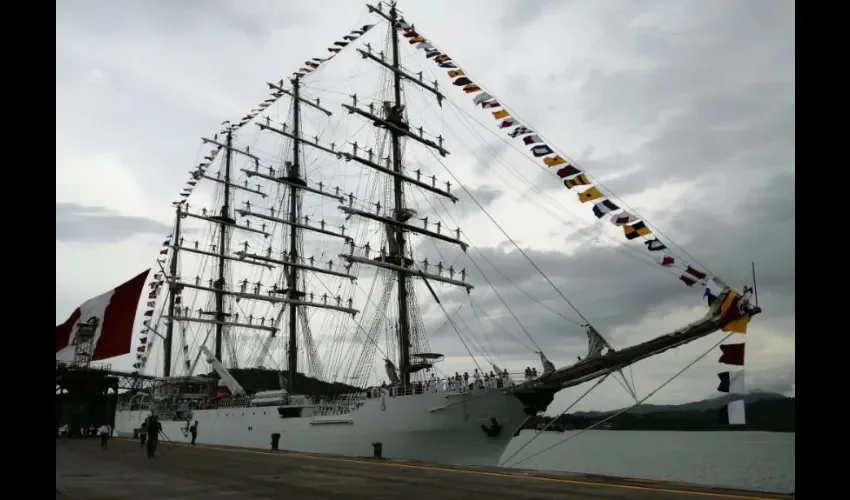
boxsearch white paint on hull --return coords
[116,388,527,465]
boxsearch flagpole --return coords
[751,261,759,307]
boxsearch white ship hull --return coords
[115,387,528,465]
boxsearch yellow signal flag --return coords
[544,155,567,167]
[623,221,652,240]
[577,186,604,203]
[564,174,590,189]
[719,292,749,334]
[448,69,465,78]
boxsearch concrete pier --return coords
[55,438,793,500]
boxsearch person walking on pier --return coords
[139,416,149,447]
[189,421,198,445]
[145,416,162,459]
[98,424,110,450]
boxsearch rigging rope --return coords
[502,332,735,468]
[499,373,611,467]
[426,277,484,375]
[425,143,595,326]
[438,101,676,277]
[156,11,720,385]
[401,18,717,281]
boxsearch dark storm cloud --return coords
[56,203,171,243]
[568,0,794,197]
[579,83,794,199]
[415,169,794,359]
[498,0,793,202]
[667,172,795,294]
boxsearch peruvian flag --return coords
[55,269,150,362]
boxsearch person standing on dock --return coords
[189,421,198,445]
[98,424,110,450]
[145,416,162,459]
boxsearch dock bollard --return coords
[372,441,382,458]
[271,433,281,451]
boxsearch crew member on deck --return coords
[190,421,199,445]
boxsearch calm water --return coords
[500,430,795,494]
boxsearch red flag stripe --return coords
[55,308,81,352]
[718,343,745,366]
[92,270,150,360]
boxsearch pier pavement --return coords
[55,438,793,500]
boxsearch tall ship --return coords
[56,2,760,466]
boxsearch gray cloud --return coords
[577,82,794,199]
[499,1,794,211]
[55,0,303,40]
[568,1,793,196]
[470,142,510,175]
[746,365,795,397]
[56,203,171,243]
[497,0,558,29]
[460,185,503,206]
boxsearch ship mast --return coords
[163,205,181,376]
[247,78,359,392]
[165,3,473,383]
[214,130,234,362]
[164,132,283,372]
[286,77,303,393]
[336,2,471,387]
[388,6,412,385]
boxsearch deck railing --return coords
[55,361,113,372]
[115,373,539,415]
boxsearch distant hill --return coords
[526,392,794,432]
[573,390,788,416]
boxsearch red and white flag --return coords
[55,269,150,362]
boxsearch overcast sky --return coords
[56,0,794,411]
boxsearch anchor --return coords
[480,417,502,438]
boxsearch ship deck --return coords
[56,438,793,500]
